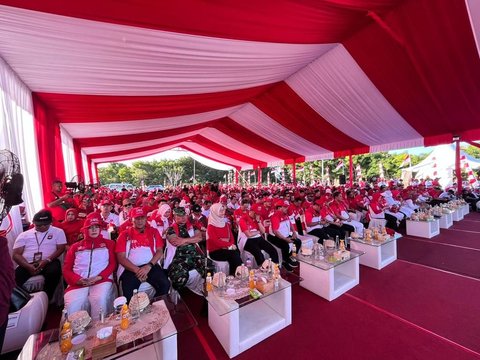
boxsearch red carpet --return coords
[421,229,480,250]
[182,284,480,360]
[348,261,480,355]
[397,236,480,278]
[451,220,480,232]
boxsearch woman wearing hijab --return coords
[207,203,242,275]
[63,215,116,319]
[58,208,84,248]
[150,203,172,238]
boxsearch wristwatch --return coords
[147,262,154,268]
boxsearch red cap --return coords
[274,199,289,208]
[130,207,146,218]
[82,213,105,229]
[100,199,113,206]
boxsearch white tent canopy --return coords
[403,144,480,188]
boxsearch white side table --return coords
[461,204,470,216]
[297,250,362,301]
[438,213,453,229]
[406,219,440,238]
[207,278,293,358]
[350,235,399,270]
[452,208,464,221]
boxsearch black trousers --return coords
[267,235,301,263]
[308,225,343,242]
[209,249,243,276]
[120,264,170,302]
[0,313,7,354]
[385,214,399,231]
[244,236,279,265]
[15,259,61,300]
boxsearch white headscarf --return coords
[208,203,226,228]
[159,204,172,219]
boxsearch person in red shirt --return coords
[58,208,84,248]
[207,203,242,275]
[267,200,301,271]
[77,195,94,220]
[63,216,116,318]
[330,191,363,235]
[233,199,250,224]
[115,207,169,302]
[320,199,352,239]
[238,208,279,265]
[288,197,305,235]
[47,179,75,223]
[304,200,342,241]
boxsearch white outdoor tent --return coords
[403,144,480,188]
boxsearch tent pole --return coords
[292,162,296,185]
[235,168,239,185]
[94,163,99,185]
[455,138,462,195]
[257,167,262,186]
[349,153,353,188]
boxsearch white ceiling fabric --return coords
[0,5,333,96]
[287,44,423,147]
[231,103,332,157]
[60,105,242,138]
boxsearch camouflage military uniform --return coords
[166,223,206,290]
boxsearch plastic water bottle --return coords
[99,307,105,324]
[131,289,139,320]
[246,256,252,270]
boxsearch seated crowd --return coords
[9,178,479,322]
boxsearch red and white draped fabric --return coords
[335,160,344,171]
[400,154,411,167]
[461,155,478,185]
[1,1,480,205]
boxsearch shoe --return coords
[283,262,294,272]
[287,257,299,268]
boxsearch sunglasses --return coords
[123,203,133,207]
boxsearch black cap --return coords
[192,204,201,213]
[173,207,186,216]
[32,209,53,225]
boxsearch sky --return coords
[389,146,434,155]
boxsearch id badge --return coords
[33,252,43,263]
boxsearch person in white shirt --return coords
[118,198,133,225]
[12,209,66,300]
[226,196,240,212]
[438,189,455,200]
[99,199,120,239]
[201,200,212,218]
[99,199,120,226]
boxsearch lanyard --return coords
[34,231,49,253]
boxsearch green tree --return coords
[98,163,129,185]
[463,145,480,159]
